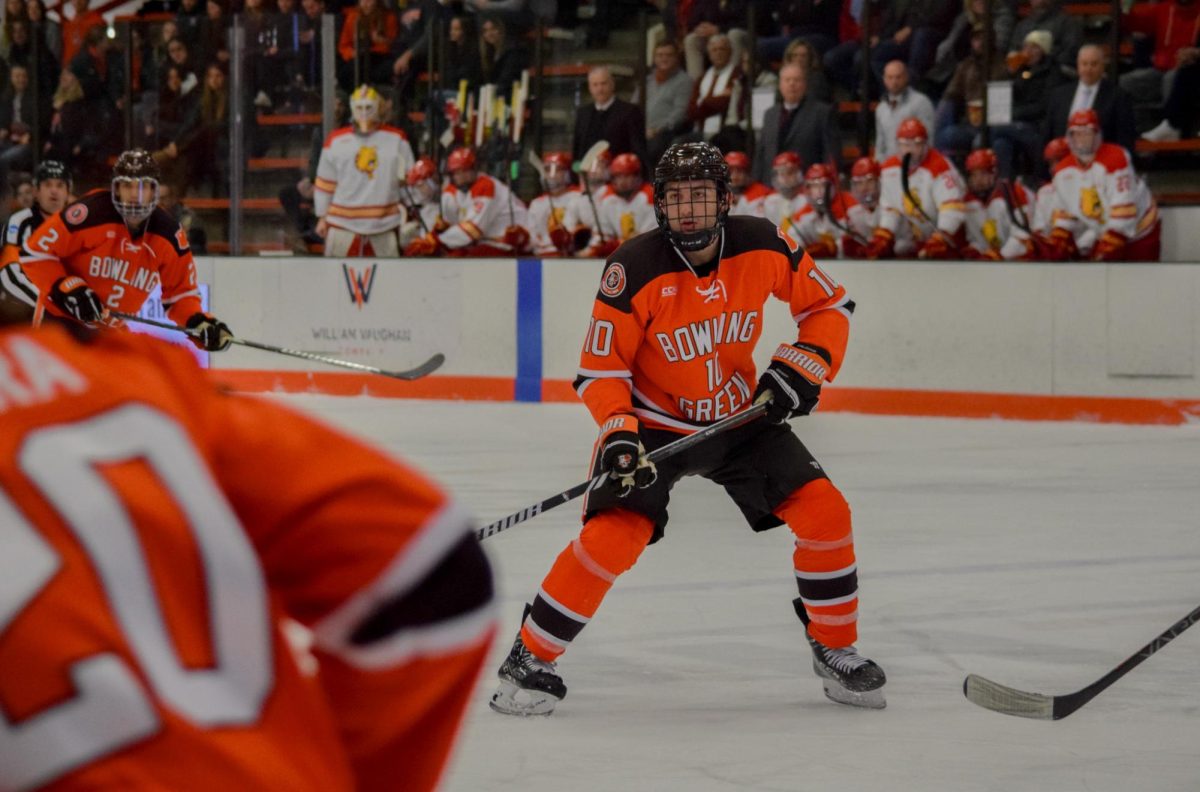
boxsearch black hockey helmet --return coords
[111,148,161,225]
[652,141,731,251]
[34,159,72,189]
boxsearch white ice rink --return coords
[280,395,1200,792]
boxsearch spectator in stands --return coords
[868,0,959,88]
[7,18,58,104]
[175,0,205,56]
[1,0,27,59]
[157,181,207,253]
[462,0,535,35]
[24,0,59,64]
[1142,46,1200,142]
[70,25,124,144]
[683,0,751,80]
[147,65,199,193]
[989,29,1064,178]
[249,0,302,108]
[874,60,935,162]
[478,15,527,91]
[180,63,230,197]
[686,34,744,142]
[782,38,832,103]
[935,24,1006,161]
[928,0,1016,89]
[297,0,330,89]
[61,0,102,66]
[337,0,397,89]
[391,0,455,101]
[1007,0,1080,77]
[1121,0,1200,130]
[440,15,482,93]
[163,36,200,96]
[1044,43,1136,154]
[572,65,648,173]
[0,64,38,175]
[8,170,33,213]
[202,0,230,65]
[759,0,844,63]
[644,39,692,168]
[752,63,839,183]
[44,68,98,176]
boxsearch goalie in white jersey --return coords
[962,148,1037,260]
[868,118,966,260]
[314,85,415,257]
[406,147,530,257]
[1045,109,1161,262]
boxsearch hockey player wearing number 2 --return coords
[490,141,886,717]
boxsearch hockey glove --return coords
[917,231,956,260]
[841,235,868,259]
[805,234,838,259]
[864,228,894,260]
[549,226,573,255]
[403,233,441,257]
[1046,227,1079,261]
[752,342,829,423]
[598,414,657,497]
[185,312,234,351]
[1091,230,1127,261]
[502,225,531,253]
[50,276,105,325]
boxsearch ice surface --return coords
[275,395,1200,792]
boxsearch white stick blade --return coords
[963,674,1055,720]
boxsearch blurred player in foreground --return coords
[489,141,886,717]
[0,317,495,790]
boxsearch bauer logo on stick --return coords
[600,262,626,297]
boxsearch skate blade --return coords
[821,678,886,709]
[489,679,561,717]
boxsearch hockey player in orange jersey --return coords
[0,319,496,791]
[17,150,234,352]
[489,142,886,717]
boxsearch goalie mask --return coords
[350,84,382,133]
[653,141,731,252]
[111,149,160,226]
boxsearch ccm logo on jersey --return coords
[600,262,626,297]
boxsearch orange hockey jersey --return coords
[573,215,854,433]
[0,326,495,792]
[19,191,202,326]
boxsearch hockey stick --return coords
[822,180,870,246]
[477,401,769,541]
[901,153,957,255]
[577,140,610,244]
[963,602,1200,720]
[112,312,445,381]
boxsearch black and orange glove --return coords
[597,414,656,496]
[185,312,234,351]
[49,276,104,325]
[1091,230,1127,261]
[752,342,829,422]
[865,228,894,259]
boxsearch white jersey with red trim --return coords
[878,149,966,244]
[528,187,580,255]
[578,184,657,255]
[438,174,529,251]
[1049,143,1158,254]
[314,125,414,235]
[762,191,809,244]
[1032,182,1056,236]
[963,182,1036,259]
[730,182,775,218]
[791,193,873,256]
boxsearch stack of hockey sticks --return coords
[113,312,445,381]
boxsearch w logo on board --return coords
[342,263,377,308]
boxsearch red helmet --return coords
[965,148,998,174]
[406,156,437,185]
[896,117,928,142]
[724,151,751,171]
[804,163,835,183]
[543,151,573,171]
[446,147,477,173]
[1043,137,1070,163]
[772,151,802,170]
[1067,108,1100,131]
[850,157,880,180]
[610,153,642,176]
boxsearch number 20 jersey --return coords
[573,215,854,433]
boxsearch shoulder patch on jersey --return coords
[600,261,626,297]
[65,203,89,225]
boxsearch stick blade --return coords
[383,352,445,380]
[963,674,1056,720]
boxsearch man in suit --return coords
[1043,44,1136,154]
[752,63,840,185]
[573,66,649,174]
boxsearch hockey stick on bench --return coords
[477,402,769,542]
[963,601,1200,720]
[112,312,445,381]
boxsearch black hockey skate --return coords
[489,621,567,717]
[794,598,886,709]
